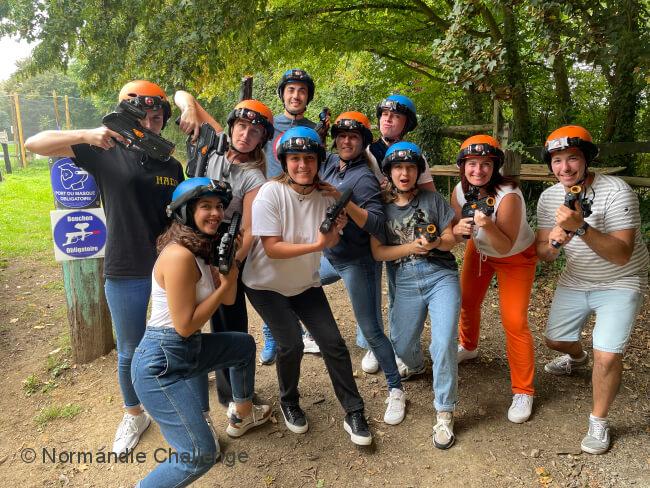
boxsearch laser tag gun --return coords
[240,75,253,101]
[102,101,175,161]
[184,123,229,177]
[461,185,496,239]
[413,209,438,242]
[216,212,242,274]
[550,184,593,249]
[319,188,353,233]
[314,107,330,141]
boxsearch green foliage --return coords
[0,157,54,260]
[22,374,42,396]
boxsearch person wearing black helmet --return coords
[259,68,327,364]
[536,125,648,455]
[244,126,372,446]
[25,80,184,455]
[132,177,270,487]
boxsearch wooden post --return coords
[52,90,61,129]
[500,123,521,182]
[1,142,11,176]
[64,95,71,129]
[13,93,27,167]
[62,259,115,363]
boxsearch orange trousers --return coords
[458,240,537,395]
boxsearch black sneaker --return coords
[281,404,309,434]
[343,410,372,446]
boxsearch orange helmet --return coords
[456,134,504,169]
[331,111,373,148]
[118,80,171,128]
[226,99,274,145]
[542,125,598,167]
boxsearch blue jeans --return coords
[390,259,460,411]
[132,327,256,488]
[320,256,401,390]
[104,276,151,408]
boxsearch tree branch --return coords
[366,48,448,83]
[478,4,502,41]
[262,3,422,24]
[409,0,450,31]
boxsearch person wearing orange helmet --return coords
[317,111,406,425]
[25,80,185,454]
[175,91,273,408]
[451,134,538,424]
[536,125,648,455]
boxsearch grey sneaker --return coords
[433,411,455,449]
[544,351,588,376]
[581,416,610,454]
[112,411,151,454]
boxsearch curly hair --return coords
[156,219,216,262]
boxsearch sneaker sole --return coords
[433,434,455,450]
[507,413,531,424]
[259,356,276,366]
[400,367,426,381]
[383,410,405,425]
[112,415,152,454]
[361,365,379,374]
[580,441,609,455]
[226,409,271,438]
[281,408,309,434]
[343,420,372,446]
[303,347,321,354]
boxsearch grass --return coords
[0,157,55,259]
[23,374,42,396]
[34,403,82,427]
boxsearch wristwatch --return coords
[575,221,590,237]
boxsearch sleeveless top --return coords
[148,253,215,328]
[454,183,534,258]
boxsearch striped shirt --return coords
[537,174,648,292]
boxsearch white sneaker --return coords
[544,351,588,376]
[457,344,478,363]
[112,411,152,454]
[361,350,379,374]
[433,411,455,449]
[383,388,406,425]
[508,394,534,423]
[226,403,272,438]
[303,332,321,354]
[395,356,425,380]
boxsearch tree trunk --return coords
[501,3,532,144]
[544,7,574,124]
[465,85,486,125]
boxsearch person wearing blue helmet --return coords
[370,142,460,450]
[260,68,328,365]
[318,111,406,425]
[243,126,373,446]
[366,94,435,192]
[131,177,271,487]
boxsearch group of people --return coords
[24,69,648,488]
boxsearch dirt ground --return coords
[0,256,648,488]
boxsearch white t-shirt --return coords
[148,254,214,329]
[206,150,266,221]
[455,183,535,258]
[243,181,335,296]
[537,174,649,292]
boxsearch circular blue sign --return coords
[50,158,99,208]
[53,211,107,258]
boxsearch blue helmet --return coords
[376,94,418,134]
[277,69,315,104]
[276,126,326,171]
[166,177,233,226]
[382,141,426,176]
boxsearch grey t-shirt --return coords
[380,190,457,269]
[264,114,316,178]
[205,150,266,221]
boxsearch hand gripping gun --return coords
[183,123,229,177]
[413,209,438,242]
[102,101,175,161]
[215,212,242,274]
[460,186,495,239]
[319,188,353,233]
[550,184,593,249]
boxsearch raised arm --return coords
[174,90,224,142]
[25,127,124,157]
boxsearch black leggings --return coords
[245,285,364,413]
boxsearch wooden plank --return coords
[524,141,650,162]
[430,164,627,178]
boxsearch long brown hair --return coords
[156,219,214,262]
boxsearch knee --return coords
[593,351,622,371]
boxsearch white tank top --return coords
[148,252,215,329]
[454,183,534,258]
